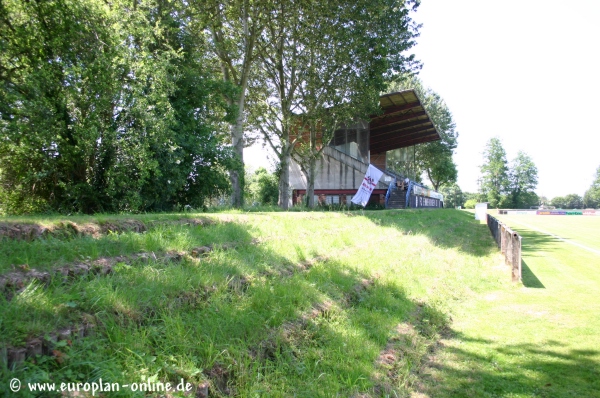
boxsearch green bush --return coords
[464,199,477,209]
[246,167,279,206]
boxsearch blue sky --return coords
[246,0,600,199]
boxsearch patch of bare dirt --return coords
[0,223,52,241]
[0,217,216,242]
[0,237,259,300]
[345,278,374,306]
[206,363,235,396]
[3,316,97,369]
[100,219,146,234]
[0,250,186,300]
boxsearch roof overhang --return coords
[369,90,441,154]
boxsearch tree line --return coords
[550,166,600,209]
[438,138,600,210]
[0,0,423,214]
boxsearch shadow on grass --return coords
[418,331,600,398]
[361,209,497,258]
[522,259,545,288]
[223,257,451,396]
[1,220,450,397]
[17,210,596,396]
[517,227,563,258]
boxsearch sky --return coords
[245,0,600,199]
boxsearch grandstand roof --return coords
[369,90,441,154]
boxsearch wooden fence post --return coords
[512,234,522,282]
[505,229,512,267]
[485,215,523,283]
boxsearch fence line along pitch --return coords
[486,214,522,282]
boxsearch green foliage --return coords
[464,199,478,209]
[387,77,458,191]
[551,194,583,209]
[249,0,421,208]
[479,139,538,208]
[480,138,510,208]
[550,196,565,208]
[246,167,279,205]
[508,151,538,208]
[515,191,539,209]
[0,0,235,214]
[583,165,600,208]
[198,0,274,208]
[463,191,485,203]
[439,183,463,208]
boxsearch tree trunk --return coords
[307,154,316,208]
[230,101,245,208]
[307,123,317,208]
[279,147,290,210]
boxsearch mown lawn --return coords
[418,213,600,397]
[1,209,597,397]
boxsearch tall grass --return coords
[0,209,523,397]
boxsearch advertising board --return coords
[409,195,442,208]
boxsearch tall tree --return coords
[138,0,238,211]
[583,165,600,208]
[246,167,279,205]
[0,0,235,214]
[252,0,421,208]
[0,0,159,213]
[439,183,463,208]
[388,76,458,191]
[196,0,268,208]
[509,151,538,208]
[248,0,306,209]
[563,194,583,209]
[480,137,510,208]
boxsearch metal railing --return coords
[384,177,396,208]
[487,214,522,282]
[406,181,415,206]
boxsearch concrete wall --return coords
[290,146,389,191]
[370,152,386,172]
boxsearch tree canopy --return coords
[0,0,424,214]
[0,0,237,214]
[550,194,583,209]
[583,165,600,208]
[508,151,538,209]
[439,183,463,208]
[387,76,458,191]
[250,0,422,208]
[479,138,539,209]
[480,138,510,208]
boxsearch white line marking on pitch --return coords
[506,219,600,256]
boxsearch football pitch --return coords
[495,213,600,254]
[427,212,600,397]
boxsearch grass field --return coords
[418,212,600,397]
[495,214,600,253]
[0,209,598,397]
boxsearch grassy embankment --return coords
[1,209,598,397]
